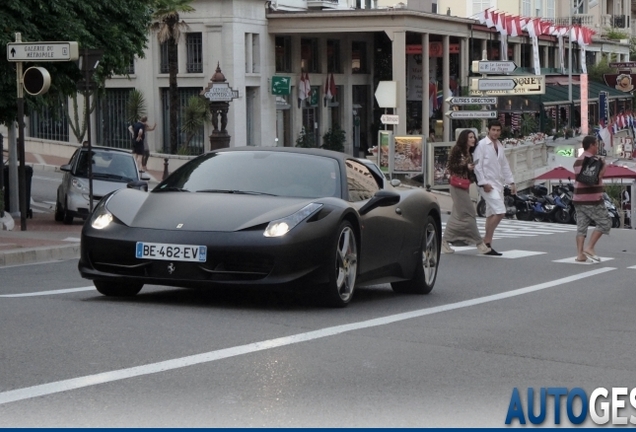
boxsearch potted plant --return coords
[321,124,346,152]
[295,127,316,148]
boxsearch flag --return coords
[484,8,494,28]
[599,126,613,148]
[298,72,310,107]
[324,73,336,107]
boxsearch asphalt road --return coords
[1,217,635,427]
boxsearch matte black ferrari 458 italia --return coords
[78,147,441,307]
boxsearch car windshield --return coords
[75,151,138,182]
[154,151,341,198]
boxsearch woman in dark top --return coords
[442,129,491,254]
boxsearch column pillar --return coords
[422,33,430,141]
[391,30,407,136]
[442,35,450,142]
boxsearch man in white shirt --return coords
[473,120,516,256]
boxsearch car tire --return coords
[62,197,74,225]
[54,200,64,222]
[476,199,486,218]
[94,280,143,297]
[322,221,357,308]
[391,215,439,295]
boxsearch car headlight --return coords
[72,178,88,192]
[89,195,114,229]
[264,203,323,237]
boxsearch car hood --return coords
[91,179,132,197]
[106,189,320,232]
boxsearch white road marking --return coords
[0,287,94,298]
[476,249,546,259]
[0,267,615,406]
[553,256,614,264]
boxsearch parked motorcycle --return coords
[476,185,534,220]
[551,182,574,224]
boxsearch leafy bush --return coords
[296,127,316,148]
[321,125,346,152]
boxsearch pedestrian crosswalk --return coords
[442,218,578,241]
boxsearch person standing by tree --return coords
[572,135,610,262]
[473,120,516,256]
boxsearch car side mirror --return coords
[390,178,401,187]
[359,189,400,216]
[60,164,71,172]
[127,180,149,192]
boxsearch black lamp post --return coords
[77,48,103,213]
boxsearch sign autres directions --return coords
[447,97,498,106]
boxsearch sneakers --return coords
[441,239,454,254]
[476,242,491,254]
[484,243,502,256]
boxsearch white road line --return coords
[0,267,615,406]
[0,287,94,298]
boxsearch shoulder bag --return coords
[575,156,602,186]
[449,175,471,190]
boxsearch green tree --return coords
[0,0,153,126]
[151,0,195,154]
[180,95,209,154]
[126,89,147,125]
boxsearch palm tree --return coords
[151,0,195,154]
[126,89,147,125]
[180,95,209,154]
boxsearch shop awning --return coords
[525,79,631,107]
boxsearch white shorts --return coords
[479,187,506,217]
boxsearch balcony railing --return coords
[550,14,594,27]
[601,14,630,29]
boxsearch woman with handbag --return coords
[442,130,491,254]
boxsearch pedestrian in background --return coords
[130,116,155,172]
[473,120,516,256]
[572,135,609,262]
[442,129,491,254]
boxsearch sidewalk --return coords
[0,151,455,268]
[0,151,165,267]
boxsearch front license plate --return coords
[135,242,207,262]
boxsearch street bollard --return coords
[162,158,169,180]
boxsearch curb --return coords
[0,243,80,267]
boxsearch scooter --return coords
[476,185,533,220]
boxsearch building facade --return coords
[21,0,633,158]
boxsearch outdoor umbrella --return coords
[535,166,575,180]
[602,165,636,179]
